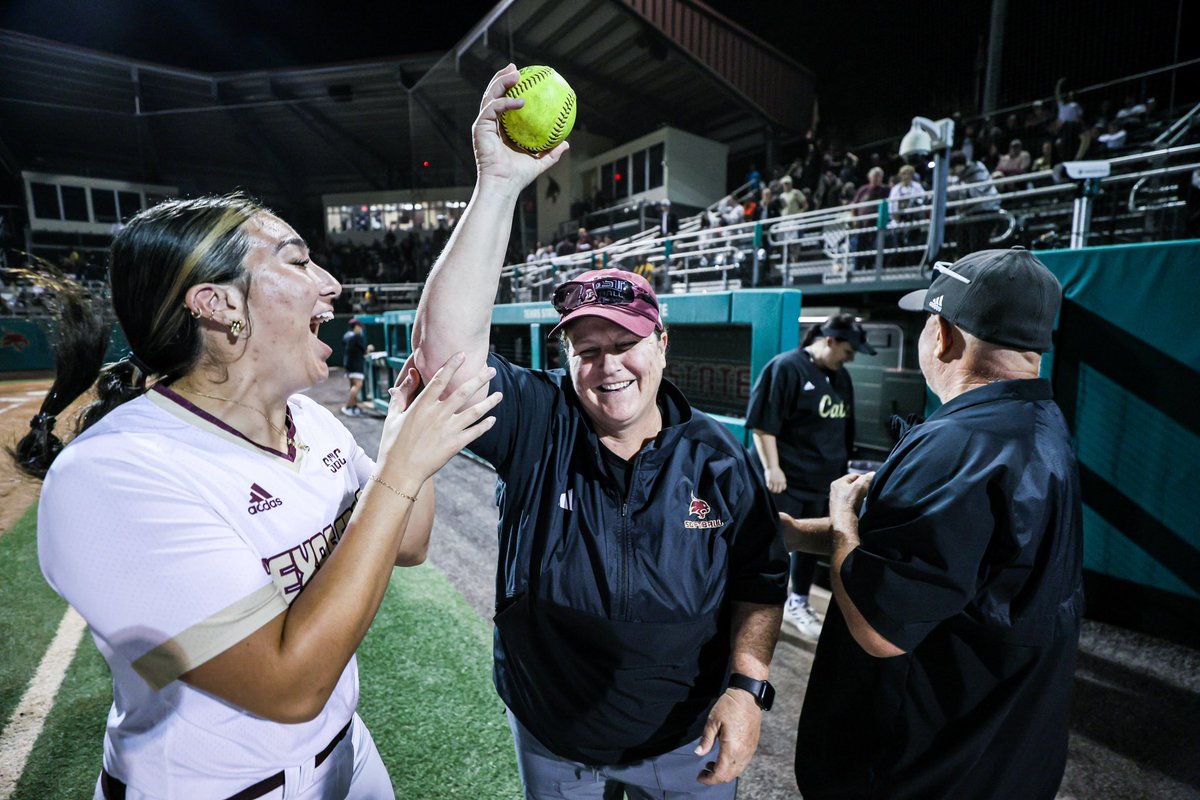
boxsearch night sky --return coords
[2,0,1195,149]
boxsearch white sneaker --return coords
[340,406,359,417]
[783,595,823,642]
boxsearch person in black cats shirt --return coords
[746,313,875,641]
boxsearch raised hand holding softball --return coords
[500,66,576,154]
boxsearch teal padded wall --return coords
[1040,240,1200,644]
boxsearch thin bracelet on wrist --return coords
[368,474,419,503]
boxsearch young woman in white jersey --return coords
[14,195,500,799]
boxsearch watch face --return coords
[760,681,776,711]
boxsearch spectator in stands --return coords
[741,193,760,221]
[754,186,779,221]
[1025,99,1055,139]
[851,167,889,270]
[778,175,808,216]
[746,164,763,191]
[698,207,721,242]
[656,199,679,238]
[1143,97,1161,125]
[1054,77,1086,162]
[1092,99,1115,132]
[839,152,862,186]
[995,139,1032,177]
[960,123,977,163]
[1054,78,1083,127]
[575,227,594,253]
[887,165,926,263]
[950,151,1002,256]
[1097,119,1128,151]
[1032,139,1056,172]
[800,141,827,193]
[838,183,857,207]
[887,165,925,222]
[718,195,745,226]
[815,169,843,210]
[785,156,805,184]
[1116,94,1147,124]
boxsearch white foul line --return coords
[0,607,87,799]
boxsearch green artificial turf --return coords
[11,639,109,799]
[357,562,521,798]
[2,504,518,799]
[0,503,68,726]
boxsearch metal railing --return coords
[499,143,1200,299]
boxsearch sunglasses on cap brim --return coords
[551,278,659,315]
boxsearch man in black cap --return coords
[786,248,1084,799]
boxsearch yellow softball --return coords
[501,66,576,154]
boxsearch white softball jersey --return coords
[38,385,375,798]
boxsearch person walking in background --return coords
[15,194,499,799]
[411,65,787,799]
[342,316,368,417]
[746,313,875,641]
[786,248,1083,799]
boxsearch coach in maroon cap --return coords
[413,64,786,800]
[787,247,1084,800]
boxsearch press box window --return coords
[60,186,89,221]
[118,191,142,222]
[31,182,60,219]
[92,189,118,224]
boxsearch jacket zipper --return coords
[618,452,643,621]
[619,499,629,620]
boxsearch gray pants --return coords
[507,709,738,800]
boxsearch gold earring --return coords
[229,319,244,336]
[189,307,201,319]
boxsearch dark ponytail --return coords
[10,193,265,478]
[800,323,823,347]
[8,260,108,477]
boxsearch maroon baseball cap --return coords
[548,268,663,339]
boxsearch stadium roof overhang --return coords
[0,0,814,213]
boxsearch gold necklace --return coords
[173,385,309,452]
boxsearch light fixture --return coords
[897,116,956,267]
[900,125,932,158]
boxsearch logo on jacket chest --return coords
[685,493,725,529]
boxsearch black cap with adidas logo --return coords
[898,247,1062,353]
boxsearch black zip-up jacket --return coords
[471,353,788,765]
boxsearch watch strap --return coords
[727,672,774,711]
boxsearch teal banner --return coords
[1,319,129,372]
[1040,240,1200,630]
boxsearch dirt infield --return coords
[0,376,53,537]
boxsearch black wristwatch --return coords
[727,672,775,711]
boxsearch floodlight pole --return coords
[908,116,955,269]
